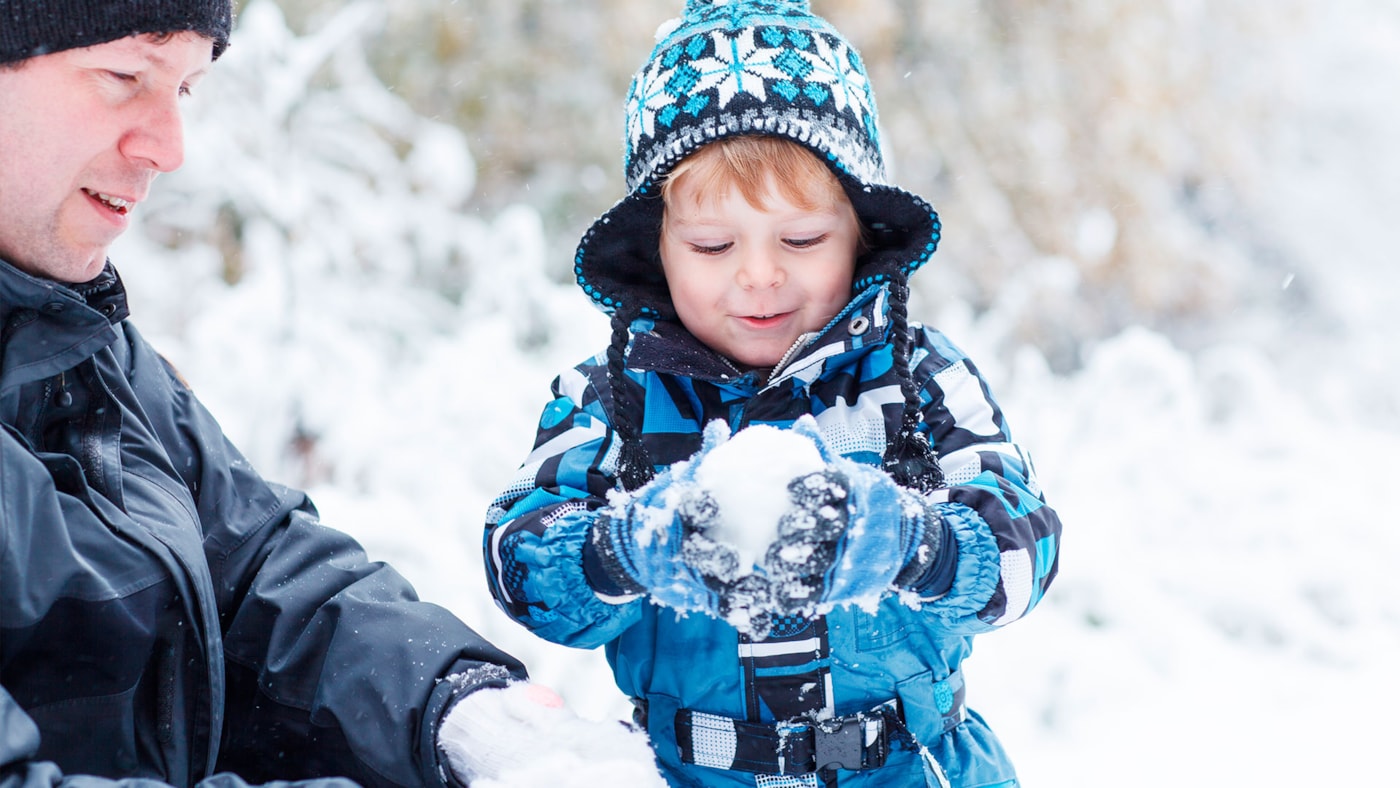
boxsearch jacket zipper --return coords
[765,331,819,386]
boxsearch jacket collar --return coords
[627,283,891,388]
[0,257,129,392]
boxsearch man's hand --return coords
[437,682,665,787]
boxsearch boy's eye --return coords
[785,234,829,249]
[690,242,732,255]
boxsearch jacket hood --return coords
[574,179,940,322]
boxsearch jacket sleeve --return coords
[906,327,1063,634]
[1,686,365,788]
[0,429,377,788]
[127,327,526,787]
[482,358,647,650]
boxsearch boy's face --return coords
[0,32,212,283]
[660,173,860,369]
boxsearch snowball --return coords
[451,683,666,788]
[694,424,826,568]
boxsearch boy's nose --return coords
[736,249,784,289]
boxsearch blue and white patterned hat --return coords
[574,0,941,320]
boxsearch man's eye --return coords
[106,71,138,83]
[786,234,829,249]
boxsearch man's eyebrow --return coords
[138,35,213,79]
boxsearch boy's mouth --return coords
[83,188,134,216]
[738,312,791,327]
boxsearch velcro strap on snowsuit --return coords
[673,669,967,775]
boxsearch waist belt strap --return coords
[674,669,967,775]
[676,700,895,774]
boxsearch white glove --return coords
[437,682,666,788]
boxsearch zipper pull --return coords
[53,372,73,408]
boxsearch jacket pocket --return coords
[852,601,914,651]
[25,682,145,776]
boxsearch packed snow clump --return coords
[693,424,826,569]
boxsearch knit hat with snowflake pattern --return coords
[582,0,944,491]
[0,0,233,64]
[574,0,941,320]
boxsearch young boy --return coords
[484,2,1062,786]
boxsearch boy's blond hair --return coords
[661,135,855,217]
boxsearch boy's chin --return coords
[724,348,785,371]
[709,329,805,370]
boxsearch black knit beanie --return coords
[0,0,233,64]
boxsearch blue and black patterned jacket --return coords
[485,281,1062,787]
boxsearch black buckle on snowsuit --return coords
[674,699,899,775]
[813,715,868,772]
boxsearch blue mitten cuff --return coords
[583,514,646,598]
[893,503,956,598]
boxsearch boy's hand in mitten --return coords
[585,422,739,615]
[812,460,955,607]
[762,468,852,614]
[759,416,955,612]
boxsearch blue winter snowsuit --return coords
[0,258,526,788]
[484,283,1062,787]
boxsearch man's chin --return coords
[37,252,110,284]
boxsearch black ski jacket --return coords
[0,259,524,788]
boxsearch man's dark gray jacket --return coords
[0,259,524,788]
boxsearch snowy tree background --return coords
[111,0,1399,784]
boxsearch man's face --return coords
[660,173,860,370]
[0,32,213,283]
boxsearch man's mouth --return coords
[83,188,134,215]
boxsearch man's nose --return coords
[119,93,186,173]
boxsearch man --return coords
[0,2,603,786]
